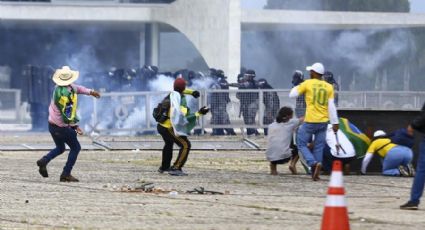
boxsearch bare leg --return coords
[270,163,278,175]
[289,155,299,175]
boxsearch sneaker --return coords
[398,165,410,177]
[407,164,416,177]
[168,169,188,176]
[312,162,322,181]
[60,174,79,182]
[158,167,170,174]
[400,201,418,210]
[36,159,48,178]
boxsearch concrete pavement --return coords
[0,134,424,229]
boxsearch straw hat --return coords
[52,66,79,86]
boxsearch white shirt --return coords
[265,118,302,162]
[325,124,356,158]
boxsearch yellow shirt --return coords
[297,79,334,123]
[159,89,194,129]
[366,138,396,158]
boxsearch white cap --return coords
[373,130,386,138]
[306,62,325,75]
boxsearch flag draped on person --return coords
[338,117,371,158]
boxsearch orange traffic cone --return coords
[321,160,350,230]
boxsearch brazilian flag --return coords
[338,117,371,158]
[298,117,371,173]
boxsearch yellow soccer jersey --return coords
[297,79,334,123]
[366,138,396,158]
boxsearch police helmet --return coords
[292,70,304,86]
[323,71,335,84]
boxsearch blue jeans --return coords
[42,123,81,176]
[382,146,413,176]
[410,138,425,205]
[297,122,328,167]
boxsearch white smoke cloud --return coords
[330,29,415,74]
[148,74,174,91]
[243,28,416,90]
[68,45,101,78]
[191,77,215,90]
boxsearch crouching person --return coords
[36,66,101,182]
[157,78,209,176]
[322,124,356,175]
[361,130,413,176]
[265,107,303,175]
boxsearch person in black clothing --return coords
[236,70,259,136]
[400,103,425,210]
[156,78,207,176]
[389,126,415,149]
[323,71,339,107]
[257,78,280,136]
[292,70,306,118]
[210,70,236,136]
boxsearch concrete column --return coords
[144,23,160,67]
[152,0,241,83]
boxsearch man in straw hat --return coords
[36,66,100,182]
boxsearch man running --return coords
[289,63,339,181]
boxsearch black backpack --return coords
[152,94,171,123]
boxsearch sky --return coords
[410,0,425,13]
[241,0,266,9]
[241,0,425,13]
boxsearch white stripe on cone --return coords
[325,195,347,207]
[329,171,343,187]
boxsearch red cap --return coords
[174,77,186,93]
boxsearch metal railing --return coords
[81,90,425,135]
[79,91,169,135]
[337,91,425,110]
[0,88,23,123]
[0,89,423,132]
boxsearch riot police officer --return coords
[323,71,339,107]
[236,69,259,136]
[258,78,280,136]
[210,70,236,136]
[292,70,306,118]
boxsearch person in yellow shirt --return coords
[289,62,339,181]
[361,130,413,176]
[157,78,209,176]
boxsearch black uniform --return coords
[292,70,306,118]
[258,79,280,136]
[210,71,236,136]
[27,65,55,131]
[323,71,339,107]
[236,70,259,136]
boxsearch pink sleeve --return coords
[72,84,92,95]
